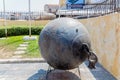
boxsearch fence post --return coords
[3,0,7,38]
[28,0,31,37]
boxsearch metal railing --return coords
[0,11,57,20]
[56,0,120,18]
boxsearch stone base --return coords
[46,69,81,80]
[23,36,37,40]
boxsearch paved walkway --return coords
[0,61,116,80]
[12,42,29,59]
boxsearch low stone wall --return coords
[80,13,120,79]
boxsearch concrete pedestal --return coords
[23,36,37,40]
[46,69,81,80]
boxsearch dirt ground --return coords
[0,47,13,59]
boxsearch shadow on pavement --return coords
[27,69,81,80]
[27,69,47,80]
[85,61,117,80]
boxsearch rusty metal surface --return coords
[39,18,94,70]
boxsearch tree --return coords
[68,0,79,4]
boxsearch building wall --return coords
[60,0,94,5]
[60,0,66,6]
[44,4,59,13]
[60,0,120,79]
[79,13,120,79]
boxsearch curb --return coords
[0,58,46,64]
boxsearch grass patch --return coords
[23,36,41,58]
[0,36,24,59]
[0,36,23,51]
[0,36,41,58]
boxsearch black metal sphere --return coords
[39,18,91,70]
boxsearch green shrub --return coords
[0,29,5,37]
[0,27,43,38]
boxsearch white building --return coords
[44,4,59,14]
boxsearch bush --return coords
[0,29,5,38]
[0,27,43,38]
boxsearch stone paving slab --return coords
[0,38,6,40]
[13,42,28,58]
[19,44,28,47]
[14,51,26,55]
[0,61,117,80]
[11,55,22,59]
[80,63,96,80]
[16,47,27,50]
[23,42,29,44]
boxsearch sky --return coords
[0,0,59,12]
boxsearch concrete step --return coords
[23,36,37,40]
